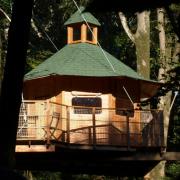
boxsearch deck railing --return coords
[17,101,164,148]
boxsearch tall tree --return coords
[145,7,179,179]
[118,8,173,179]
[0,0,33,174]
[119,11,150,79]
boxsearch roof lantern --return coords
[64,6,101,45]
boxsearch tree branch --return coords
[118,11,135,43]
[31,18,42,38]
[0,7,11,22]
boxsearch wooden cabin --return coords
[17,7,164,150]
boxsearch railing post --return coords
[161,111,165,147]
[88,127,92,145]
[126,111,130,150]
[92,107,96,148]
[46,100,51,146]
[66,106,70,144]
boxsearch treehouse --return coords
[17,7,164,151]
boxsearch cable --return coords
[123,86,134,106]
[72,0,116,73]
[169,91,178,113]
[17,94,28,135]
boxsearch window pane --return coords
[72,97,102,114]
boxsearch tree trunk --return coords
[135,11,150,79]
[0,0,33,171]
[119,9,171,179]
[157,8,173,147]
[0,32,2,91]
[145,8,175,180]
[119,11,150,79]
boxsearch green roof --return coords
[64,6,101,26]
[25,43,149,81]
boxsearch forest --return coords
[0,0,180,179]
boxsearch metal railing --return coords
[17,100,164,148]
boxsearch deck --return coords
[15,101,180,175]
[16,100,164,152]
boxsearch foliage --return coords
[26,49,53,73]
[0,0,12,15]
[165,162,180,180]
[0,0,180,179]
[0,0,12,83]
[24,0,92,73]
[31,171,61,180]
[23,171,144,180]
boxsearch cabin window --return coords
[72,97,102,114]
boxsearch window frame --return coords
[72,97,102,114]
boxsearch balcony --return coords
[17,100,164,150]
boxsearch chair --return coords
[43,112,61,141]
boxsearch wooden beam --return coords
[15,145,55,152]
[67,26,73,44]
[81,24,87,42]
[163,152,180,161]
[92,107,96,148]
[66,106,70,143]
[92,27,98,44]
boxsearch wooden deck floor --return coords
[15,144,180,176]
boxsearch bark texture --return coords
[119,11,150,79]
[0,0,33,169]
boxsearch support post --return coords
[126,111,130,150]
[66,106,70,143]
[88,126,92,145]
[92,107,96,148]
[67,26,73,44]
[81,23,87,42]
[92,27,98,44]
[46,100,51,146]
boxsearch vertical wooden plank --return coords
[92,27,98,44]
[81,24,87,42]
[126,112,130,149]
[153,113,156,146]
[133,103,141,145]
[67,26,73,44]
[88,127,92,145]
[66,106,70,143]
[46,100,51,145]
[92,107,96,148]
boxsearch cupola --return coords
[64,7,101,45]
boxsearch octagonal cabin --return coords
[17,7,164,150]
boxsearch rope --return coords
[169,91,178,113]
[72,0,116,73]
[123,86,134,106]
[42,29,59,51]
[17,94,28,135]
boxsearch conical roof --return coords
[64,6,101,26]
[25,43,152,82]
